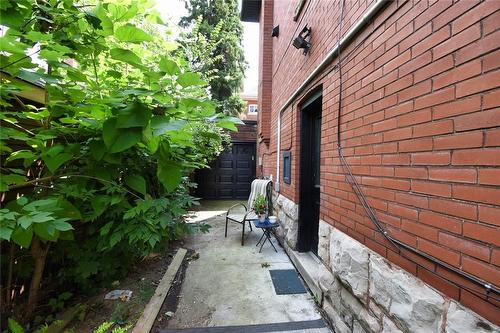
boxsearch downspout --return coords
[275,0,389,193]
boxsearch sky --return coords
[155,0,259,97]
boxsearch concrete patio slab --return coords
[185,200,245,224]
[165,201,327,330]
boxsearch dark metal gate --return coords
[195,142,256,199]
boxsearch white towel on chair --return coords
[248,179,272,210]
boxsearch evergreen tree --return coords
[180,0,247,116]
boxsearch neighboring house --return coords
[0,72,45,105]
[240,93,259,121]
[195,94,258,199]
[242,0,500,331]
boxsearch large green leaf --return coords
[157,162,182,192]
[0,174,26,192]
[34,223,58,242]
[216,119,238,131]
[109,48,144,69]
[11,226,33,248]
[42,152,73,173]
[0,227,13,240]
[125,175,146,195]
[177,72,206,87]
[150,117,186,136]
[0,35,28,55]
[94,5,114,36]
[221,116,245,125]
[66,67,88,83]
[56,198,82,220]
[159,57,179,75]
[41,145,73,173]
[102,118,142,153]
[31,212,53,223]
[25,30,52,42]
[90,195,108,219]
[109,3,138,21]
[6,150,35,162]
[143,124,160,153]
[52,219,73,231]
[115,102,151,129]
[1,127,29,141]
[40,48,64,62]
[0,2,31,30]
[115,24,153,43]
[18,215,33,229]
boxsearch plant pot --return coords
[258,214,266,222]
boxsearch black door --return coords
[196,142,256,199]
[298,94,322,254]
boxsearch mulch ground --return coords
[66,242,192,333]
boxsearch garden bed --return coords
[150,249,192,333]
[62,243,192,333]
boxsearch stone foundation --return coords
[273,193,299,249]
[316,221,499,332]
[272,195,499,333]
[319,221,498,333]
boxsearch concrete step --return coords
[160,319,331,333]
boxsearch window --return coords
[283,151,291,184]
[248,104,258,114]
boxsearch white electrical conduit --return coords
[275,0,390,192]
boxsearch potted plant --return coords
[253,194,267,222]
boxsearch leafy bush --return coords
[0,0,241,323]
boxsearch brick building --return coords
[240,93,259,121]
[242,0,500,331]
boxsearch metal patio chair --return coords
[225,179,273,246]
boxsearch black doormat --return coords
[269,269,307,295]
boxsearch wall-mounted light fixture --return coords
[272,25,280,37]
[292,25,312,55]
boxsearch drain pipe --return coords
[275,0,389,193]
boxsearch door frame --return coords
[298,90,322,252]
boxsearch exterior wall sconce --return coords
[272,25,280,37]
[293,25,311,55]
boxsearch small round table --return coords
[253,219,279,253]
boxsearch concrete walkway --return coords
[164,201,329,332]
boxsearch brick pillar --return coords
[258,0,273,144]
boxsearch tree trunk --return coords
[5,243,15,308]
[25,237,50,322]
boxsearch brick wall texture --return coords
[256,0,500,323]
[230,121,257,142]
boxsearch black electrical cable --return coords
[333,0,500,304]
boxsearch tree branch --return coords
[0,50,41,70]
[7,174,143,200]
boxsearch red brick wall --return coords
[230,121,257,142]
[257,0,500,323]
[257,0,274,144]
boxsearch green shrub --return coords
[0,0,240,323]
